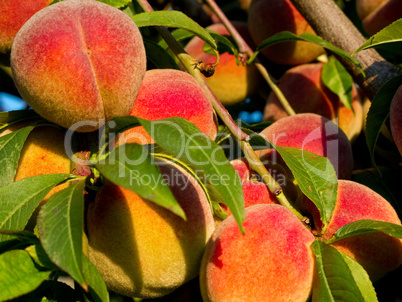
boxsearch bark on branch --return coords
[290,0,401,100]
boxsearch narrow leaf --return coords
[273,144,338,229]
[0,125,35,187]
[365,74,402,169]
[354,19,402,54]
[131,11,217,50]
[312,241,378,302]
[144,39,180,70]
[0,250,51,301]
[322,56,354,111]
[327,219,402,244]
[37,181,87,288]
[0,109,40,125]
[138,117,245,232]
[95,143,186,219]
[0,174,70,243]
[249,31,364,75]
[83,255,110,302]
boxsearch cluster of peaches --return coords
[0,0,402,301]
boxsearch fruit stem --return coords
[203,0,296,116]
[136,0,303,218]
[241,140,305,220]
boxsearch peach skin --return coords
[185,22,261,106]
[200,204,315,302]
[114,69,218,146]
[86,159,215,298]
[10,0,146,132]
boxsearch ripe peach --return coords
[305,180,402,281]
[390,85,402,155]
[114,69,217,146]
[200,204,315,302]
[258,113,354,179]
[10,0,146,132]
[356,0,402,36]
[248,0,325,66]
[1,124,71,228]
[263,63,364,142]
[184,22,261,107]
[0,0,52,60]
[86,159,216,298]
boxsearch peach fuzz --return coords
[184,22,261,107]
[263,63,364,142]
[0,0,52,57]
[306,180,402,281]
[86,159,215,298]
[257,113,354,180]
[356,0,402,36]
[248,0,325,66]
[114,69,217,146]
[200,204,315,302]
[390,85,402,155]
[10,0,146,132]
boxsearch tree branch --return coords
[290,0,400,100]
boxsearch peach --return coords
[306,180,402,281]
[86,159,216,298]
[248,0,325,66]
[1,124,71,228]
[356,0,402,36]
[10,0,146,132]
[184,22,261,106]
[0,0,52,61]
[114,69,217,146]
[390,85,402,155]
[258,113,354,179]
[200,204,315,302]
[263,63,364,142]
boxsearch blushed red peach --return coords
[200,204,315,302]
[258,113,354,179]
[248,0,325,65]
[115,69,217,145]
[263,63,364,142]
[10,0,146,132]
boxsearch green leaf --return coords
[312,240,378,302]
[354,19,402,54]
[25,242,58,270]
[326,220,402,244]
[37,181,87,289]
[83,255,110,302]
[0,174,70,243]
[0,125,35,187]
[97,0,131,8]
[158,28,195,50]
[138,117,245,232]
[144,39,180,70]
[0,250,51,301]
[273,144,338,230]
[365,74,402,169]
[249,31,364,76]
[131,11,217,50]
[0,109,40,126]
[322,56,354,111]
[95,143,186,219]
